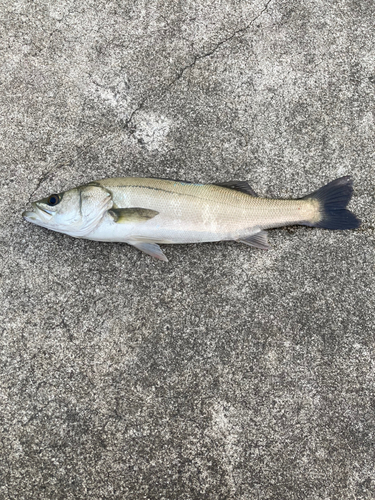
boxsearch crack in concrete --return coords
[124,0,272,143]
[27,135,106,203]
[28,162,71,204]
[26,99,147,201]
[167,0,273,89]
[27,99,148,201]
[123,100,146,135]
[27,1,272,198]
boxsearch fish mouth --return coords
[22,210,37,220]
[23,203,53,224]
[34,202,54,215]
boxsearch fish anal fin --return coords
[109,208,159,223]
[129,241,168,262]
[213,181,258,197]
[238,230,270,250]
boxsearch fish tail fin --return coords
[303,176,361,229]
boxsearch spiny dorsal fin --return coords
[238,230,270,250]
[109,208,159,223]
[213,181,258,197]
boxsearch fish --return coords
[22,176,361,262]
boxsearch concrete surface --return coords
[0,0,374,498]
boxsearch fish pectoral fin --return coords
[109,208,159,223]
[213,181,258,197]
[129,241,168,262]
[238,230,270,250]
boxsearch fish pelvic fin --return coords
[128,241,168,262]
[238,230,270,250]
[302,176,361,230]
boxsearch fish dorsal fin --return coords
[213,181,258,197]
[109,208,159,223]
[238,230,270,250]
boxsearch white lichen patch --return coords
[210,401,241,494]
[88,75,131,121]
[48,1,69,21]
[359,110,374,135]
[133,112,173,152]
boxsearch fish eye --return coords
[47,194,60,206]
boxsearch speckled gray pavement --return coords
[0,0,374,499]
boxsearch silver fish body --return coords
[23,176,360,261]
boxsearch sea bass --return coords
[23,176,360,261]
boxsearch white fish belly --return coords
[86,212,239,244]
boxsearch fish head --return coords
[23,183,113,237]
